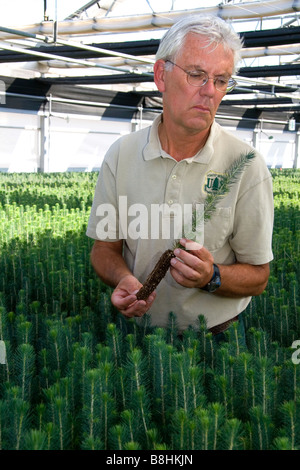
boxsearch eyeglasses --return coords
[166,60,237,93]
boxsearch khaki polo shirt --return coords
[87,115,274,331]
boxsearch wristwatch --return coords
[201,263,221,293]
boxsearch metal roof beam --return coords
[0,25,299,63]
[0,25,155,66]
[0,0,298,38]
[0,40,154,76]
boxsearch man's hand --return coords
[170,238,270,297]
[170,238,214,289]
[111,274,156,318]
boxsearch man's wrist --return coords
[200,263,221,293]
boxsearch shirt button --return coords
[168,199,173,205]
[172,174,177,179]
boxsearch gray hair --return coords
[155,15,243,72]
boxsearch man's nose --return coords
[199,78,216,96]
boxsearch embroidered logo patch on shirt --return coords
[204,172,225,193]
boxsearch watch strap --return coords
[201,263,221,292]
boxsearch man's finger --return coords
[178,238,213,261]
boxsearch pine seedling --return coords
[95,343,112,364]
[144,335,175,420]
[272,436,294,450]
[125,333,137,354]
[101,392,117,450]
[47,322,68,375]
[133,386,151,447]
[81,361,116,449]
[248,405,274,450]
[214,375,231,419]
[207,402,226,450]
[272,365,283,416]
[196,315,213,371]
[150,338,170,428]
[188,366,206,412]
[36,403,46,432]
[96,291,114,340]
[220,418,244,450]
[181,329,199,361]
[99,362,115,396]
[188,418,197,451]
[5,388,30,450]
[15,320,32,346]
[193,406,226,450]
[233,351,254,421]
[29,300,45,351]
[278,400,300,450]
[247,327,270,359]
[81,436,103,450]
[15,289,29,318]
[81,368,104,445]
[224,320,247,355]
[14,343,35,401]
[106,323,123,368]
[279,359,300,403]
[109,424,126,450]
[73,345,93,408]
[37,348,50,391]
[136,151,256,300]
[173,353,189,414]
[146,428,165,451]
[170,408,189,450]
[120,409,135,443]
[253,356,275,416]
[170,372,180,416]
[125,348,149,403]
[0,400,7,450]
[212,346,236,418]
[115,367,126,410]
[23,429,47,450]
[43,381,73,451]
[0,306,8,343]
[194,408,210,450]
[52,396,71,450]
[80,331,94,350]
[166,312,179,346]
[123,348,151,446]
[123,441,142,450]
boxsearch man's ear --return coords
[153,59,166,93]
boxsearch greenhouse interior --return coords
[0,0,299,171]
[0,0,300,453]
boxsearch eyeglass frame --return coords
[165,60,237,93]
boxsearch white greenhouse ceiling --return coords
[0,0,300,128]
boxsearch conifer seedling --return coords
[136,151,256,300]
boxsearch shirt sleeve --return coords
[229,173,274,265]
[86,143,121,241]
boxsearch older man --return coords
[86,15,274,335]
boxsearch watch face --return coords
[209,275,221,292]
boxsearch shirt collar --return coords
[143,114,216,165]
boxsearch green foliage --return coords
[0,170,299,450]
[204,150,255,222]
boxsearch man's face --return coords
[155,33,235,135]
